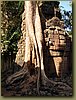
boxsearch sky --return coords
[59,1,72,31]
[59,1,72,12]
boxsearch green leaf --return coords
[9,31,18,40]
[4,40,10,44]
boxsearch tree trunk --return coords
[24,1,57,92]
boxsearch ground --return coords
[1,66,72,96]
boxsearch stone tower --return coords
[43,17,72,77]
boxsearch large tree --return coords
[6,1,72,95]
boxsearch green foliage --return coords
[59,1,72,34]
[62,10,72,31]
[1,1,24,54]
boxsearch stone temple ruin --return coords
[15,1,72,78]
[43,17,72,78]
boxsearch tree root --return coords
[6,67,30,85]
[5,67,72,95]
[41,70,72,91]
[37,68,40,95]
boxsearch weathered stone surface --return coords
[15,13,26,67]
[50,50,63,56]
[44,17,72,77]
[59,35,65,40]
[46,17,60,27]
[53,57,62,77]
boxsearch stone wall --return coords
[15,12,26,67]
